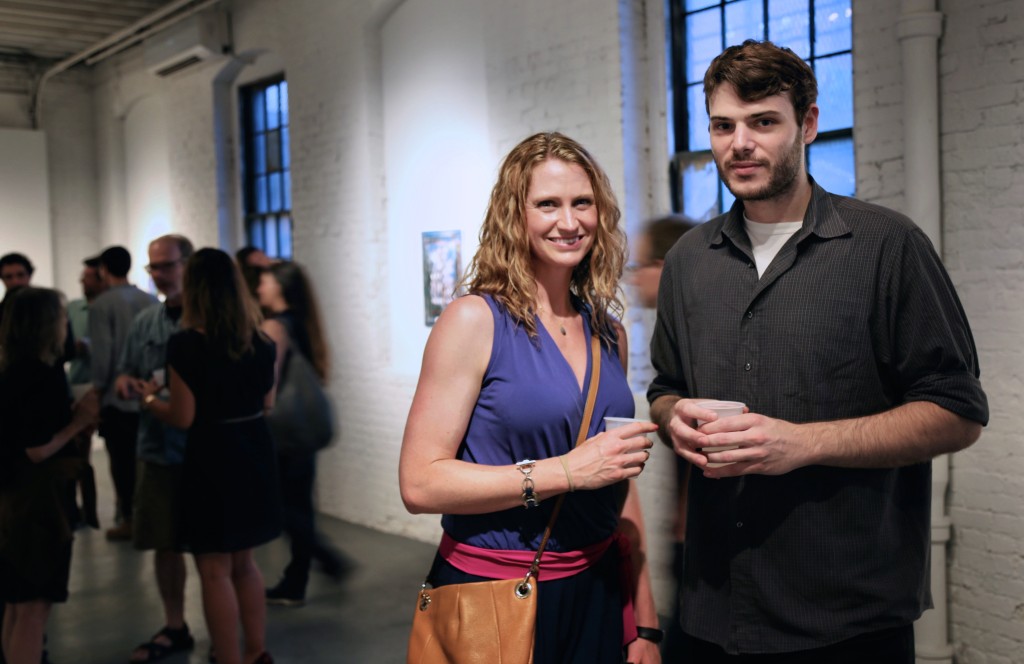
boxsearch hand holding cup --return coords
[568,418,657,490]
[695,400,746,467]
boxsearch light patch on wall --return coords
[124,95,172,292]
[383,0,493,374]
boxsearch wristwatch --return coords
[143,394,157,408]
[635,626,664,644]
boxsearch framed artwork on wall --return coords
[422,230,461,326]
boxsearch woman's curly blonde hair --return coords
[460,132,626,341]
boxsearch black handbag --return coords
[266,342,335,455]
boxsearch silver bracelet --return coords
[516,459,540,508]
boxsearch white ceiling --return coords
[0,0,183,64]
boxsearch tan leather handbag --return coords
[406,336,603,664]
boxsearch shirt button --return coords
[736,521,744,528]
[746,311,753,319]
[744,362,752,371]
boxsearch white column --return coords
[896,3,950,663]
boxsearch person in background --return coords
[0,253,34,332]
[0,253,32,292]
[116,235,196,664]
[0,287,99,664]
[257,261,347,607]
[64,255,108,530]
[89,246,157,541]
[140,248,280,664]
[235,247,272,305]
[628,213,698,662]
[66,256,107,387]
[400,132,661,663]
[648,40,988,661]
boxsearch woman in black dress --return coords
[257,261,344,606]
[0,287,99,664]
[141,249,281,664]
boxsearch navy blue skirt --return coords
[428,544,625,664]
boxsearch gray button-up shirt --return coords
[117,302,187,465]
[648,179,988,654]
[90,284,157,411]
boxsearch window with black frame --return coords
[241,77,292,259]
[669,0,853,220]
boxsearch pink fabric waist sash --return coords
[438,531,637,646]
[439,531,612,581]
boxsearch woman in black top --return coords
[0,287,99,664]
[142,249,280,664]
[257,262,344,605]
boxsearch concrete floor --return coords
[44,449,436,664]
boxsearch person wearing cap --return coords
[89,246,157,541]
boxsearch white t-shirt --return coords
[744,216,803,278]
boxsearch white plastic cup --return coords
[603,417,652,478]
[152,368,166,386]
[695,400,745,468]
[604,416,643,430]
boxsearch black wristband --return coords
[635,626,664,644]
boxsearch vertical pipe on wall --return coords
[897,2,950,663]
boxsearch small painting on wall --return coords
[422,230,461,326]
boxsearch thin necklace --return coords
[537,305,568,336]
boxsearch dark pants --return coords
[660,541,687,662]
[677,624,915,663]
[276,452,338,592]
[98,407,139,522]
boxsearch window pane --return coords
[725,0,764,46]
[687,84,711,151]
[809,136,855,196]
[269,172,282,211]
[256,176,268,213]
[283,170,291,210]
[279,215,293,260]
[251,89,265,132]
[279,80,289,127]
[248,220,263,251]
[769,0,810,58]
[686,0,717,11]
[266,129,281,172]
[815,0,852,55]
[254,133,266,175]
[266,84,280,130]
[681,153,720,221]
[264,217,279,257]
[815,53,853,132]
[281,127,290,169]
[686,8,722,82]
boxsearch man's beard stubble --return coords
[716,133,806,203]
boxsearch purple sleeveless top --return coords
[440,294,635,552]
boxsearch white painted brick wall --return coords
[854,0,1024,660]
[938,0,1024,661]
[14,0,1023,656]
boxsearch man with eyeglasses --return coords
[115,235,199,663]
[89,246,157,542]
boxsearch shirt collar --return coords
[711,175,851,250]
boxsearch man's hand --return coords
[625,635,661,664]
[665,399,814,478]
[115,374,146,401]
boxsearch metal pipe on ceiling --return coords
[30,0,222,129]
